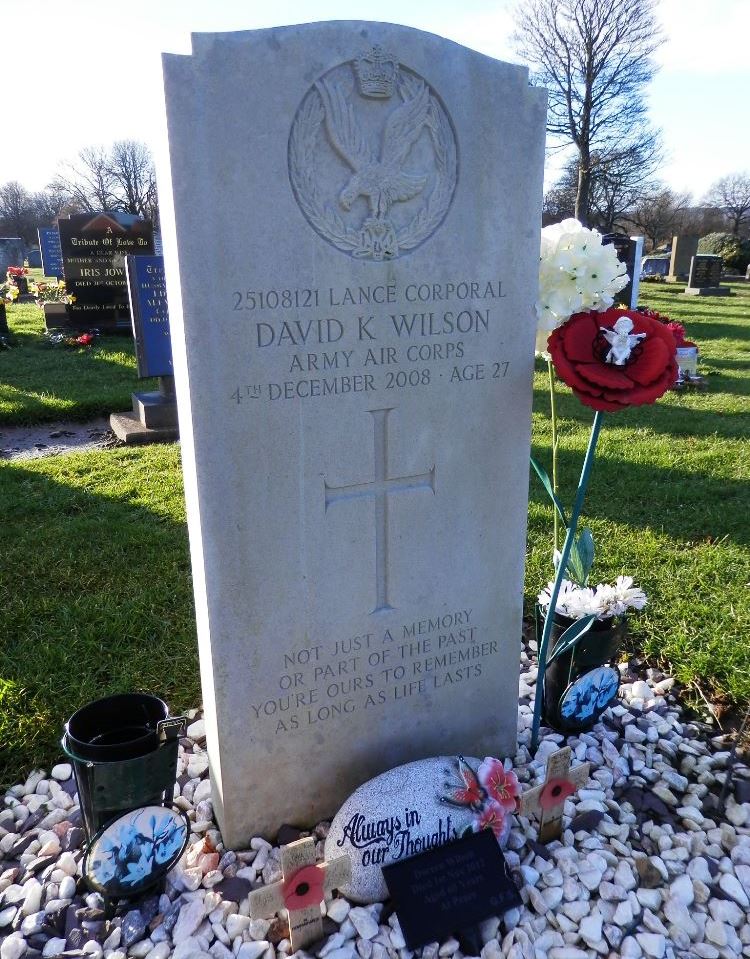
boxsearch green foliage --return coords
[0,445,197,786]
[529,281,750,714]
[0,283,749,785]
[698,233,750,273]
[565,527,595,586]
[0,300,156,425]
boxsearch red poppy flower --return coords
[282,864,325,911]
[539,777,575,811]
[548,308,678,412]
[665,322,686,347]
[474,799,508,840]
[477,758,521,812]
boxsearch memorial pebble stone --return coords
[157,21,546,846]
[325,755,489,903]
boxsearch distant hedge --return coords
[698,233,750,273]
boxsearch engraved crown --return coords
[354,45,398,98]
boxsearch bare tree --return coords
[50,140,158,225]
[543,128,662,233]
[31,184,74,225]
[0,181,35,242]
[106,140,158,221]
[588,131,663,232]
[627,187,692,251]
[704,172,750,236]
[514,0,664,226]
[543,174,577,225]
[680,204,728,237]
[50,145,117,213]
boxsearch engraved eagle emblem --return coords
[317,76,431,220]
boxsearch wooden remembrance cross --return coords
[248,838,351,950]
[519,747,590,843]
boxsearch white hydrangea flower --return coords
[536,219,629,359]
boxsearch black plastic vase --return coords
[62,693,184,840]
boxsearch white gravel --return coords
[1,652,749,959]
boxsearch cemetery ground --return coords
[0,271,157,426]
[0,283,749,787]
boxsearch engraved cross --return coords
[325,407,435,613]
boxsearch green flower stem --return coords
[530,410,605,752]
[548,359,560,555]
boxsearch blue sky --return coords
[5,0,747,200]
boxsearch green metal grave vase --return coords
[540,610,625,734]
[62,693,185,840]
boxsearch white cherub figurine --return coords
[601,317,647,365]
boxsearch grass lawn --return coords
[0,296,156,426]
[0,281,748,785]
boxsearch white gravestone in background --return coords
[158,22,546,847]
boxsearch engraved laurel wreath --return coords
[289,48,458,261]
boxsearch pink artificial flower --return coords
[474,799,508,841]
[477,757,521,812]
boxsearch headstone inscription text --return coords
[38,227,64,279]
[382,830,521,949]
[58,213,154,329]
[125,255,173,378]
[158,22,546,845]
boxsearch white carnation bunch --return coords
[538,575,647,621]
[536,219,629,357]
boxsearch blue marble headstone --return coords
[125,255,172,378]
[38,227,64,279]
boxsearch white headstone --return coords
[158,21,546,847]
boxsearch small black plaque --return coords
[382,829,521,949]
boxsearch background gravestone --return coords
[158,21,546,846]
[26,249,42,268]
[684,254,729,296]
[666,234,699,282]
[38,227,64,279]
[110,254,177,444]
[0,238,25,276]
[125,255,173,378]
[602,233,644,308]
[56,212,154,331]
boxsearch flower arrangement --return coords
[538,575,647,621]
[548,307,678,411]
[44,328,98,349]
[637,307,696,350]
[536,218,628,358]
[1,280,18,304]
[440,755,520,843]
[530,219,677,749]
[35,280,75,305]
[7,266,28,280]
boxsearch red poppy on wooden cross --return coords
[519,746,590,843]
[248,837,351,950]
